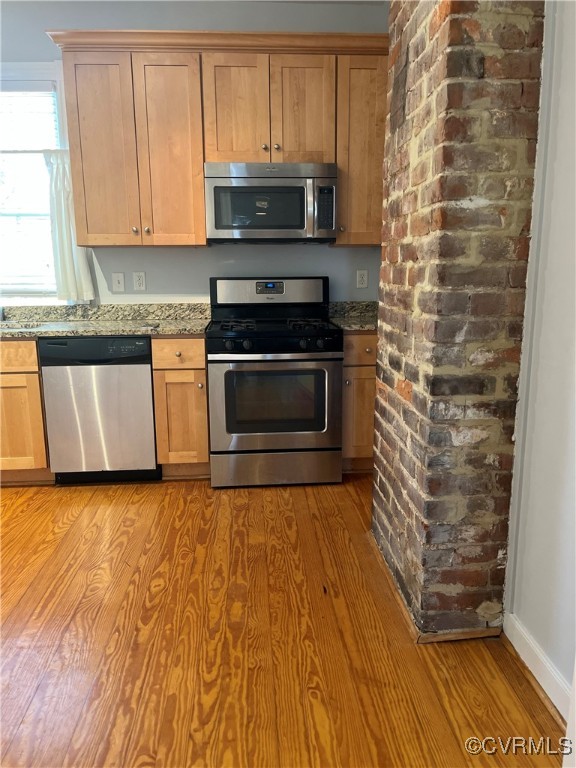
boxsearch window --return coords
[0,63,65,302]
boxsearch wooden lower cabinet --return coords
[151,339,208,465]
[342,333,377,460]
[0,341,47,470]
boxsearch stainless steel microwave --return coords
[204,162,337,242]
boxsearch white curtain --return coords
[43,149,95,302]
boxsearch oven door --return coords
[208,357,342,452]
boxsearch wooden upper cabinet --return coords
[132,52,205,245]
[202,52,270,163]
[269,55,335,163]
[202,52,335,163]
[64,52,141,245]
[63,50,206,246]
[336,55,387,246]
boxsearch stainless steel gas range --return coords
[205,277,343,488]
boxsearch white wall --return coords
[505,0,576,721]
[1,1,387,303]
[0,1,388,62]
[91,244,381,303]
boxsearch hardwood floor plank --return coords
[2,483,171,768]
[246,489,280,768]
[1,485,98,618]
[304,481,463,768]
[61,483,195,768]
[420,641,562,767]
[154,481,220,768]
[185,486,236,767]
[291,484,381,768]
[484,636,567,733]
[1,483,145,756]
[263,486,342,768]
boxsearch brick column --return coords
[374,0,544,635]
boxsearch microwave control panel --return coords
[317,187,335,230]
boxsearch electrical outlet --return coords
[112,272,125,292]
[133,271,146,291]
[356,269,369,289]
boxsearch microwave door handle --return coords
[307,177,315,238]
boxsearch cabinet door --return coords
[342,366,376,459]
[0,374,47,470]
[63,51,142,245]
[153,369,208,464]
[336,55,387,245]
[269,54,335,163]
[202,52,270,162]
[132,52,206,245]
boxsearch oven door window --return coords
[214,186,305,231]
[224,369,325,433]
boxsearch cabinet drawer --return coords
[0,341,39,373]
[152,338,205,369]
[343,334,377,366]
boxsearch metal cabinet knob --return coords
[197,382,204,389]
[365,347,372,353]
[132,226,139,234]
[144,227,151,234]
[339,226,346,232]
[273,143,281,150]
[175,351,182,357]
[345,379,351,386]
[261,144,269,151]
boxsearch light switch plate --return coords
[112,272,125,292]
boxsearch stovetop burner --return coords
[218,320,257,332]
[205,276,344,355]
[206,317,338,336]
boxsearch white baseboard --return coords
[504,613,571,720]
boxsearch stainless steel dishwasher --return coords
[39,336,160,484]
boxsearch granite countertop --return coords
[0,301,377,338]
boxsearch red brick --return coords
[470,292,507,316]
[453,544,501,565]
[436,114,481,143]
[484,50,542,80]
[429,1,452,40]
[438,203,509,232]
[488,110,539,139]
[437,80,522,112]
[437,143,518,173]
[429,567,489,588]
[396,379,413,403]
[521,80,541,109]
[508,262,528,288]
[506,290,526,316]
[527,17,544,48]
[444,48,485,79]
[423,589,498,612]
[411,158,430,187]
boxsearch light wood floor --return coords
[0,475,564,768]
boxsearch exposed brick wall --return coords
[373,0,544,634]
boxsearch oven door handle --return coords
[207,351,343,362]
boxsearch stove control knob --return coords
[224,339,234,351]
[316,338,325,350]
[242,339,253,351]
[299,338,308,350]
